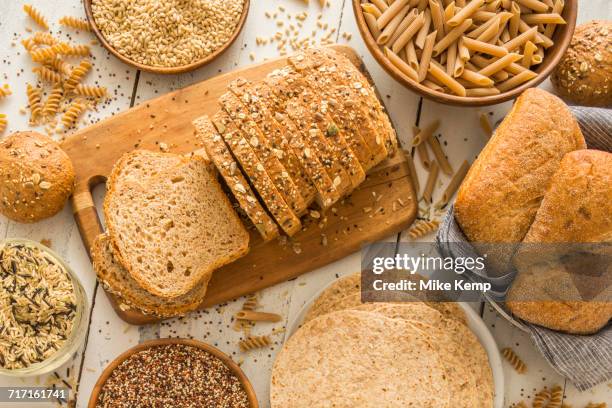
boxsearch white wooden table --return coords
[0,1,610,407]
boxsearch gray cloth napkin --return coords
[435,106,612,391]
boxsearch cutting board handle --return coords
[71,180,104,257]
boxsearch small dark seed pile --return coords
[95,344,250,408]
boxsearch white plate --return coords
[286,284,505,408]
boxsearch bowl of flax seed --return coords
[89,338,258,408]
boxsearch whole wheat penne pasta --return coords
[462,36,508,56]
[544,0,564,37]
[405,150,420,194]
[521,13,565,25]
[385,47,419,81]
[503,25,537,50]
[477,17,502,42]
[378,5,411,44]
[427,135,453,175]
[362,3,383,18]
[422,79,445,91]
[410,0,422,6]
[234,310,282,322]
[460,68,495,86]
[470,55,511,80]
[509,1,521,37]
[364,12,383,39]
[429,0,446,40]
[388,9,419,45]
[542,0,554,6]
[518,19,554,47]
[466,87,501,96]
[415,8,432,48]
[503,61,527,74]
[437,160,470,206]
[372,0,390,11]
[447,0,484,27]
[532,46,543,64]
[500,27,511,42]
[412,119,440,146]
[522,40,537,67]
[485,0,502,11]
[472,10,496,21]
[501,0,512,8]
[415,128,431,169]
[496,69,537,91]
[516,0,549,12]
[478,52,522,75]
[417,0,429,10]
[456,0,466,6]
[433,18,472,56]
[422,160,439,202]
[458,36,470,61]
[466,14,498,38]
[443,1,455,32]
[446,42,457,76]
[453,56,466,76]
[406,40,420,70]
[378,0,410,29]
[392,11,426,52]
[428,61,467,96]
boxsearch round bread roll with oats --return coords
[551,20,612,107]
[0,132,75,223]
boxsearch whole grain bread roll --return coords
[507,150,612,334]
[454,88,586,243]
[0,132,75,223]
[551,20,612,107]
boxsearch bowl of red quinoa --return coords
[89,338,258,408]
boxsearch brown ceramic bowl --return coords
[84,0,250,74]
[352,0,577,106]
[88,338,259,407]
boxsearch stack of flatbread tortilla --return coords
[271,273,494,408]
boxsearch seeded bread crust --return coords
[194,116,279,242]
[233,79,340,208]
[228,78,317,206]
[299,48,398,157]
[219,92,307,216]
[212,111,302,236]
[288,50,388,170]
[92,234,209,317]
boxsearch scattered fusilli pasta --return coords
[21,37,37,52]
[26,83,43,122]
[502,348,527,374]
[239,335,271,352]
[0,114,7,134]
[59,16,91,32]
[547,385,563,408]
[242,294,258,311]
[30,46,58,63]
[533,389,551,408]
[74,84,107,98]
[64,59,92,92]
[32,66,62,83]
[407,219,440,239]
[585,403,607,408]
[23,4,48,30]
[32,32,57,46]
[62,44,90,57]
[0,85,11,99]
[514,402,528,408]
[61,100,86,128]
[45,57,72,76]
[42,85,64,118]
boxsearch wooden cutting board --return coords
[62,45,417,324]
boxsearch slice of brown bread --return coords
[194,116,280,242]
[288,49,388,170]
[232,79,341,208]
[92,234,209,317]
[104,153,249,298]
[294,48,398,157]
[219,91,308,216]
[228,78,318,206]
[108,150,184,188]
[212,111,302,236]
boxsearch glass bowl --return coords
[0,239,89,377]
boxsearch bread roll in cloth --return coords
[0,132,75,223]
[508,150,612,334]
[455,88,586,243]
[271,309,451,407]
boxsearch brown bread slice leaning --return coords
[228,78,318,206]
[507,150,612,334]
[218,92,308,216]
[92,234,209,317]
[454,88,586,243]
[288,49,389,170]
[231,78,341,208]
[193,116,279,242]
[212,111,302,236]
[104,152,249,298]
[292,48,398,158]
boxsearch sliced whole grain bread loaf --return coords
[104,152,249,298]
[92,234,209,317]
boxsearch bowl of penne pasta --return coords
[353,0,577,106]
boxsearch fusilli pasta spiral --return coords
[585,403,607,408]
[0,114,7,135]
[45,57,72,76]
[23,4,48,30]
[59,16,91,32]
[74,84,107,98]
[407,219,440,239]
[61,100,86,128]
[533,389,551,408]
[547,385,563,408]
[21,37,38,52]
[0,85,11,99]
[32,66,62,83]
[33,32,57,46]
[502,347,527,374]
[42,85,64,118]
[26,83,43,122]
[62,44,91,57]
[242,294,258,311]
[239,335,271,352]
[30,46,57,63]
[64,60,92,92]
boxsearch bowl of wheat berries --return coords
[353,0,577,106]
[88,338,259,407]
[84,0,250,74]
